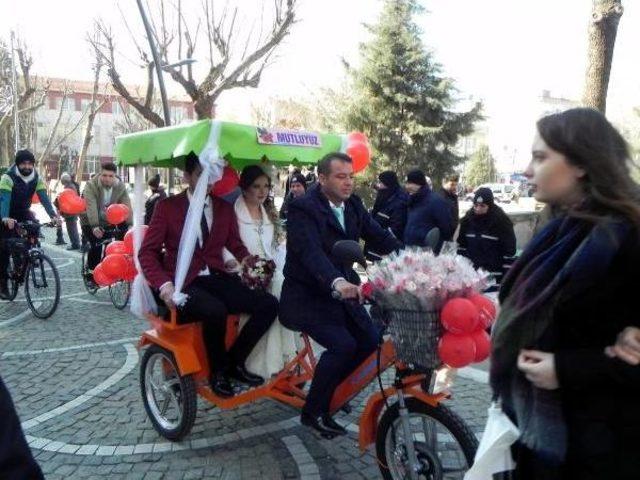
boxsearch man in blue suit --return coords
[279,152,401,438]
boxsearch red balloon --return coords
[347,131,369,145]
[441,298,480,334]
[468,294,497,329]
[122,255,138,281]
[438,332,476,368]
[31,193,40,204]
[106,204,130,226]
[58,189,85,215]
[346,141,371,174]
[212,166,240,197]
[470,329,491,363]
[93,263,115,287]
[123,226,148,254]
[67,197,87,215]
[105,240,128,256]
[101,253,129,280]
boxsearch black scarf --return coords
[491,214,630,464]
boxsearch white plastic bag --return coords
[464,402,519,480]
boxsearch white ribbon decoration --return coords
[171,120,225,306]
[129,120,225,316]
[130,164,157,317]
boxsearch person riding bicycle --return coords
[279,152,402,438]
[0,150,60,299]
[79,162,132,284]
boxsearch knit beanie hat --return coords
[473,187,494,206]
[406,169,427,187]
[378,171,400,190]
[15,149,35,165]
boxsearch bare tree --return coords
[89,0,297,125]
[582,0,624,113]
[76,36,107,179]
[0,39,48,165]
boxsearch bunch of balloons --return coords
[345,131,371,174]
[437,294,497,368]
[93,226,148,287]
[57,189,87,215]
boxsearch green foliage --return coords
[342,0,482,183]
[464,144,497,188]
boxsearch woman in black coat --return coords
[458,187,516,286]
[490,108,640,479]
[364,171,408,261]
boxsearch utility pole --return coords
[135,0,174,193]
[10,31,19,152]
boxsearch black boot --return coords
[209,371,234,398]
[227,365,264,386]
[300,412,338,439]
[0,279,9,300]
[321,414,347,435]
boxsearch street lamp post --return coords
[10,31,19,152]
[135,0,174,193]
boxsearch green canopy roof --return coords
[115,120,344,170]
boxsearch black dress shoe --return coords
[300,413,337,439]
[227,365,264,386]
[210,372,234,398]
[321,415,347,435]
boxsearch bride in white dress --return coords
[223,165,298,379]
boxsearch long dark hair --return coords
[239,165,279,225]
[536,108,640,229]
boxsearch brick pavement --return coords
[0,231,492,479]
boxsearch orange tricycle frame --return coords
[138,309,448,451]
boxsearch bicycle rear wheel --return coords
[109,280,130,310]
[25,254,61,319]
[81,244,99,295]
[5,254,21,301]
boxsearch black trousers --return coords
[0,376,44,479]
[302,313,379,417]
[180,272,278,374]
[81,225,126,270]
[0,212,33,281]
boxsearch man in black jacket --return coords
[280,153,401,438]
[440,174,460,231]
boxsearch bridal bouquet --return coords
[241,255,276,290]
[366,247,489,312]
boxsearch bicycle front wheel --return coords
[109,280,130,310]
[5,254,21,301]
[25,253,61,319]
[376,397,478,480]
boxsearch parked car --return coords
[465,183,517,203]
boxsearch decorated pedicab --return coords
[115,120,492,480]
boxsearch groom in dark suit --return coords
[280,152,401,438]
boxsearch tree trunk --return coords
[582,0,623,113]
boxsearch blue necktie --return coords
[331,205,345,231]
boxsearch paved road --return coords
[0,232,492,479]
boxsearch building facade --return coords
[35,78,194,181]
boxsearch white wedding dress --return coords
[224,195,299,379]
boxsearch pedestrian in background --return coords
[279,172,307,221]
[403,169,454,251]
[56,172,81,250]
[144,174,167,225]
[364,170,408,261]
[440,173,460,230]
[458,187,516,288]
[490,108,640,479]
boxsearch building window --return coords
[112,101,122,116]
[84,156,100,176]
[171,105,184,123]
[62,97,75,111]
[81,98,91,111]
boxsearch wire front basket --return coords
[384,308,442,370]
